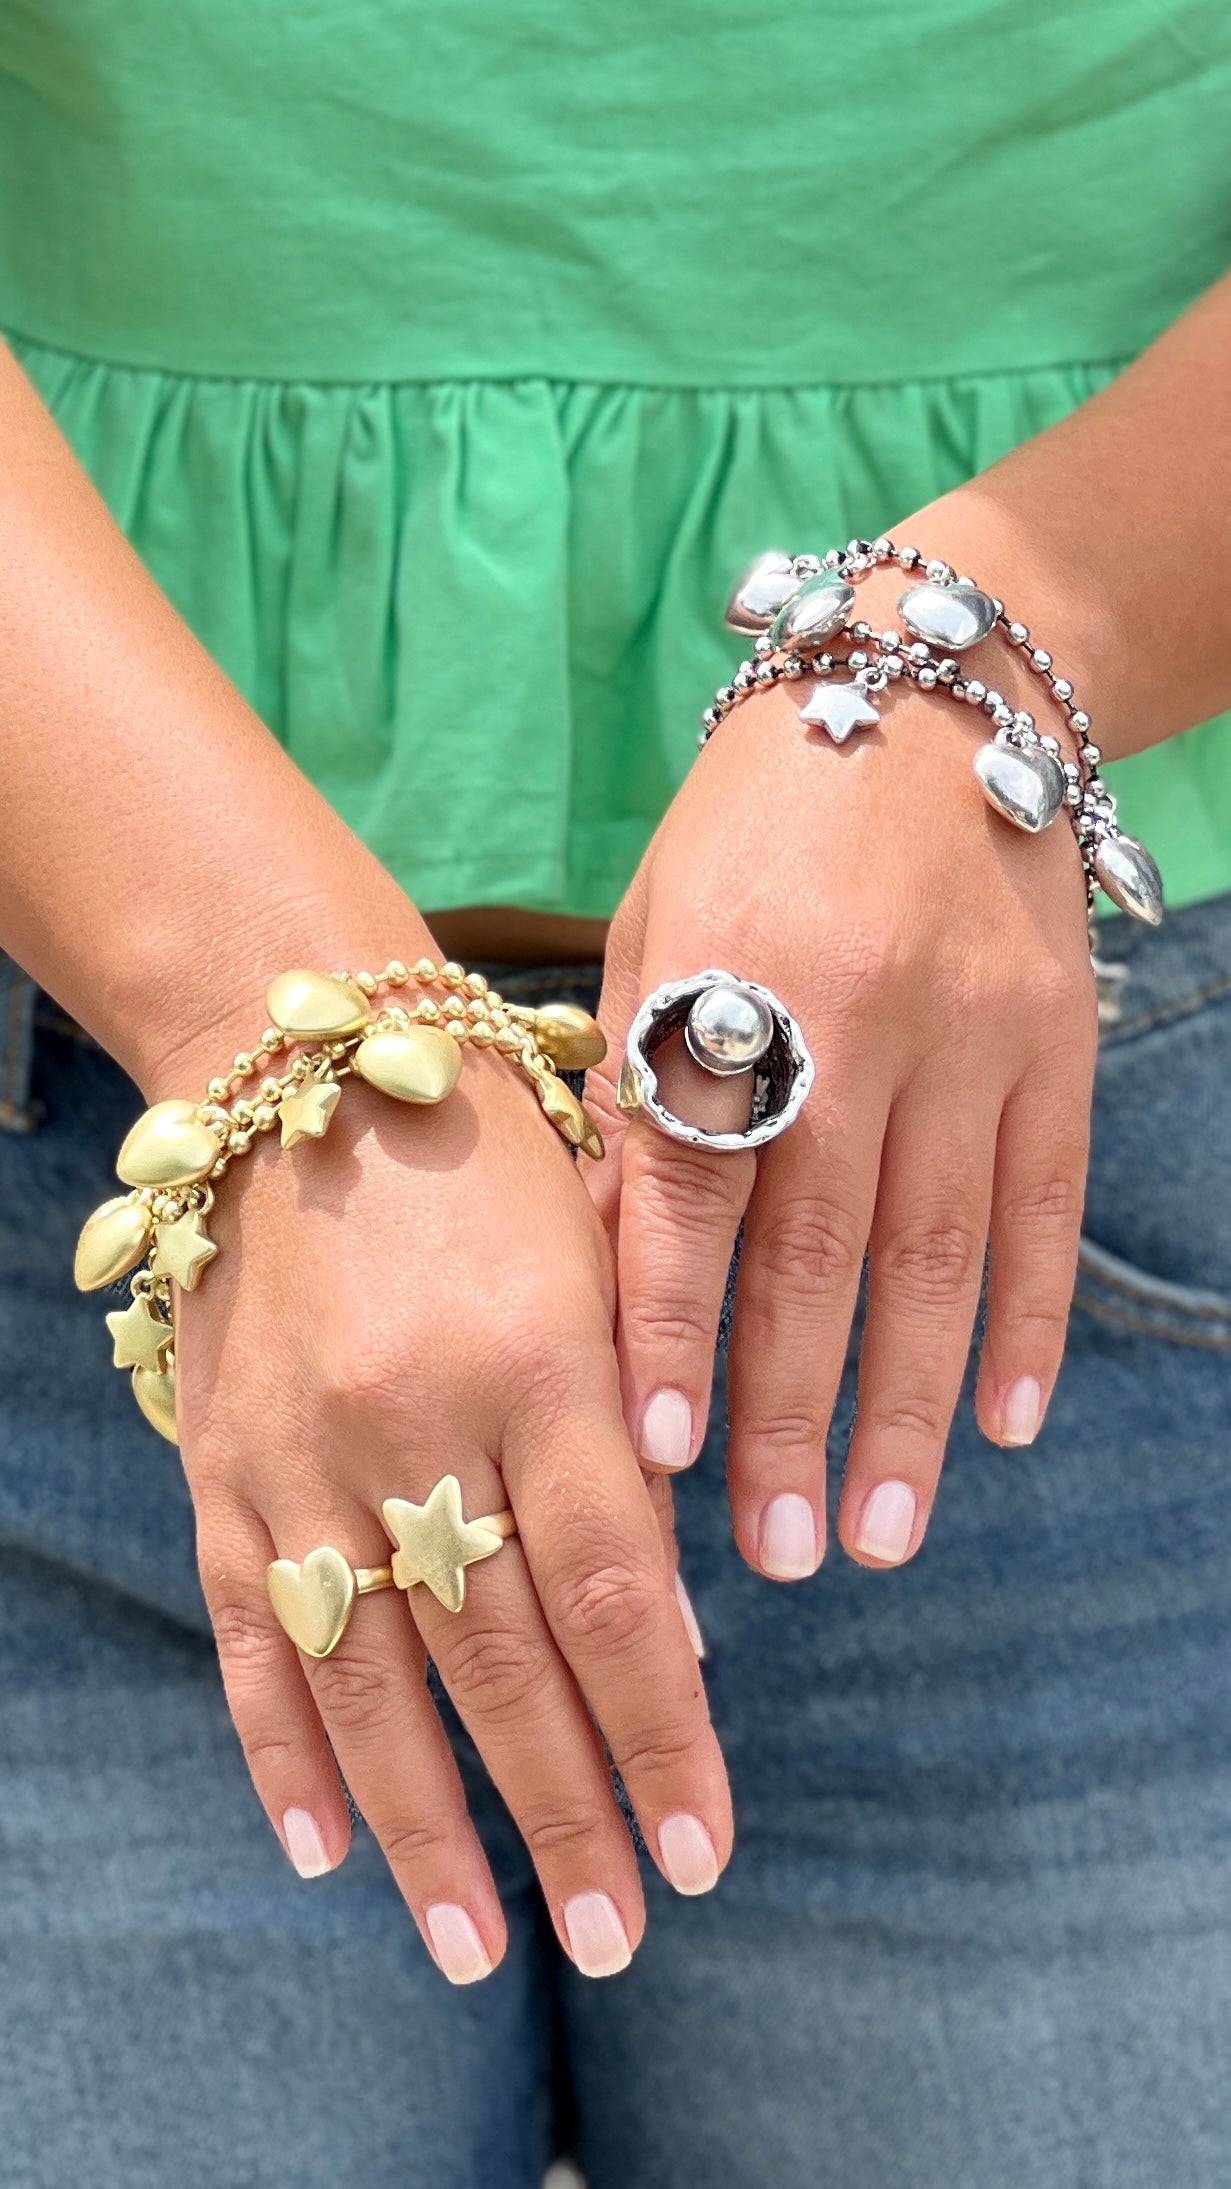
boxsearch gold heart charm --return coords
[267,1547,358,1659]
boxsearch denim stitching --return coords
[1072,1289,1231,1351]
[1100,968,1231,1047]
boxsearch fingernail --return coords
[640,1387,694,1470]
[1000,1374,1043,1446]
[759,1493,819,1581]
[425,1902,492,1986]
[563,1891,633,1978]
[855,1479,918,1565]
[657,1812,719,1896]
[282,1807,332,1879]
[675,1570,706,1658]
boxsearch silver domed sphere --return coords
[685,983,775,1076]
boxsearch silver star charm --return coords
[798,680,880,744]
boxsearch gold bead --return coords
[384,1006,410,1030]
[415,998,442,1023]
[73,1197,154,1293]
[207,1077,229,1103]
[413,956,439,983]
[465,997,489,1019]
[385,960,409,985]
[116,1100,224,1190]
[259,1076,281,1101]
[532,1003,608,1072]
[351,1026,464,1103]
[262,1027,284,1053]
[445,1020,469,1041]
[230,1100,254,1128]
[494,1026,521,1053]
[355,971,378,996]
[233,1052,253,1076]
[440,961,465,988]
[266,970,370,1041]
[253,1103,278,1131]
[486,991,504,1012]
[464,971,488,996]
[228,1128,253,1155]
[291,1056,312,1081]
[442,997,466,1020]
[469,1021,496,1047]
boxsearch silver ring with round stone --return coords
[617,971,814,1151]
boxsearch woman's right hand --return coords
[163,1008,732,1984]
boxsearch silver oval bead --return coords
[725,551,800,633]
[973,741,1066,833]
[898,580,997,651]
[770,572,855,652]
[685,983,775,1076]
[1093,835,1164,925]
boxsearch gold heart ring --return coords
[266,1545,396,1659]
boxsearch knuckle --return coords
[616,1720,704,1783]
[210,1595,279,1668]
[379,1810,463,1873]
[522,1803,610,1860]
[1001,1173,1086,1233]
[443,1625,552,1718]
[240,1726,301,1776]
[754,1191,864,1302]
[878,1217,982,1305]
[637,1142,745,1232]
[307,1640,393,1740]
[997,1296,1074,1348]
[551,1560,661,1655]
[866,1392,948,1446]
[734,1405,827,1457]
[619,1293,715,1355]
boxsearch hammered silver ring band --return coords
[617,971,814,1152]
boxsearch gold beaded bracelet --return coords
[72,958,607,1446]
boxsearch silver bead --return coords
[925,559,954,583]
[1053,677,1073,701]
[1039,734,1061,755]
[724,550,800,633]
[1071,711,1091,733]
[1082,741,1101,765]
[685,983,776,1075]
[1013,710,1035,735]
[1093,835,1164,925]
[883,654,904,678]
[1031,648,1053,672]
[899,579,997,651]
[1008,622,1029,645]
[770,572,855,652]
[965,679,987,705]
[983,689,1004,713]
[879,629,901,651]
[974,742,1067,833]
[918,666,938,688]
[897,545,922,568]
[795,554,822,577]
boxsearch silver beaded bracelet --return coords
[703,538,1163,929]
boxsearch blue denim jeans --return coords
[1,904,1229,2189]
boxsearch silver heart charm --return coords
[974,741,1066,833]
[900,579,997,651]
[725,551,799,633]
[1093,834,1164,925]
[771,572,855,652]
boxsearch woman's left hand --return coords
[585,633,1098,1578]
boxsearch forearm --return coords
[889,270,1231,760]
[0,343,434,1092]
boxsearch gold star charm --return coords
[150,1209,218,1291]
[382,1475,515,1614]
[105,1295,174,1373]
[278,1075,342,1150]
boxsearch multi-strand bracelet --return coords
[73,959,606,1445]
[704,539,1163,929]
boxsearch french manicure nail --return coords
[425,1902,492,1985]
[563,1891,632,1978]
[1001,1374,1043,1446]
[855,1479,918,1565]
[759,1493,819,1581]
[657,1813,719,1896]
[675,1570,706,1658]
[640,1387,694,1470]
[282,1807,332,1879]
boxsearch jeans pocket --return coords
[1073,1235,1231,1351]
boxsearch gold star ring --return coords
[381,1475,518,1614]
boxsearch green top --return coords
[2,0,1230,914]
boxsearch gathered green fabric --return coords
[2,1,1230,915]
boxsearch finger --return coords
[975,1059,1092,1447]
[250,1491,509,1985]
[399,1454,651,1978]
[586,863,650,1239]
[615,1043,754,1471]
[725,1061,888,1580]
[199,1497,353,1881]
[503,1383,733,1899]
[836,1076,1000,1568]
